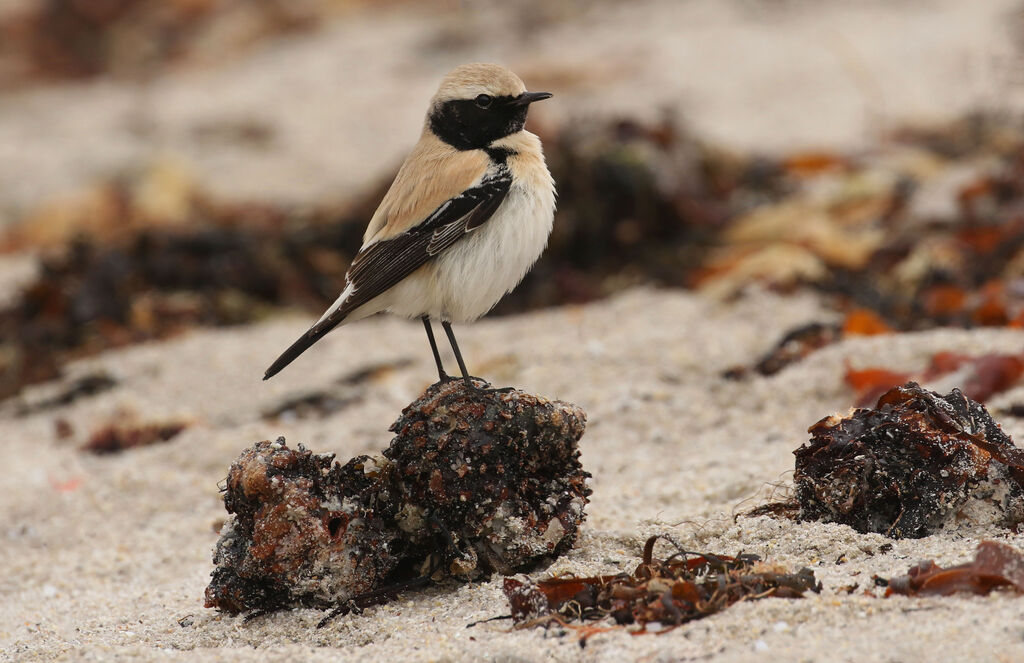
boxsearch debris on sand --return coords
[14,371,118,416]
[81,417,188,454]
[8,114,1024,404]
[383,379,590,577]
[844,351,1024,407]
[794,382,1024,538]
[885,540,1024,597]
[0,114,783,401]
[204,380,590,616]
[501,536,819,642]
[724,321,840,378]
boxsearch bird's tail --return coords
[263,316,346,380]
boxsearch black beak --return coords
[511,91,553,106]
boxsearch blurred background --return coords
[2,0,1024,403]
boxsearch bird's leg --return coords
[422,316,449,382]
[440,321,515,393]
[440,321,474,389]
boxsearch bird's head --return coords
[428,63,551,151]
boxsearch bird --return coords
[263,63,555,390]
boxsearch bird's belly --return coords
[383,182,554,323]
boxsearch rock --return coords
[204,440,397,613]
[384,379,590,577]
[204,380,590,614]
[794,382,1024,538]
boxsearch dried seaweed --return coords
[14,372,117,416]
[698,114,1024,330]
[960,354,1024,402]
[841,308,893,336]
[6,113,1024,405]
[82,419,188,454]
[0,209,368,401]
[501,536,819,641]
[725,322,840,378]
[844,352,1024,406]
[885,540,1024,597]
[795,382,1024,537]
[843,365,911,407]
[743,500,800,520]
[0,116,784,402]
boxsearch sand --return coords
[3,286,1024,662]
[5,2,1024,659]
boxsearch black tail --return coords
[263,317,344,380]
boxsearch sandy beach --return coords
[3,287,1024,662]
[4,1,1024,660]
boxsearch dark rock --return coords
[204,440,397,613]
[384,379,590,577]
[204,380,590,615]
[794,382,1024,538]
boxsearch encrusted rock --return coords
[794,382,1024,538]
[204,440,397,613]
[384,379,590,576]
[205,380,590,614]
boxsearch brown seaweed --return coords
[82,419,188,454]
[844,351,1024,407]
[501,536,819,642]
[795,382,1024,537]
[885,540,1024,597]
[725,322,840,379]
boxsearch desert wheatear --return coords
[264,63,555,389]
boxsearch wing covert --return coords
[332,166,512,323]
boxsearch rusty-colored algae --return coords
[502,536,820,642]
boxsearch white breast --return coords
[431,172,555,322]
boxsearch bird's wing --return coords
[342,165,511,313]
[362,133,491,244]
[263,163,512,380]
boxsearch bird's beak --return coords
[511,91,553,106]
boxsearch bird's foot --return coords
[473,385,516,395]
[457,376,514,394]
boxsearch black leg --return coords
[441,321,473,389]
[422,316,448,381]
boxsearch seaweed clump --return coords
[204,379,590,615]
[794,382,1024,538]
[502,536,819,642]
[885,540,1024,597]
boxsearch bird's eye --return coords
[475,94,492,109]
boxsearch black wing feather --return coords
[263,166,512,380]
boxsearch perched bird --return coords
[264,63,555,388]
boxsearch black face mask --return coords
[428,91,551,151]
